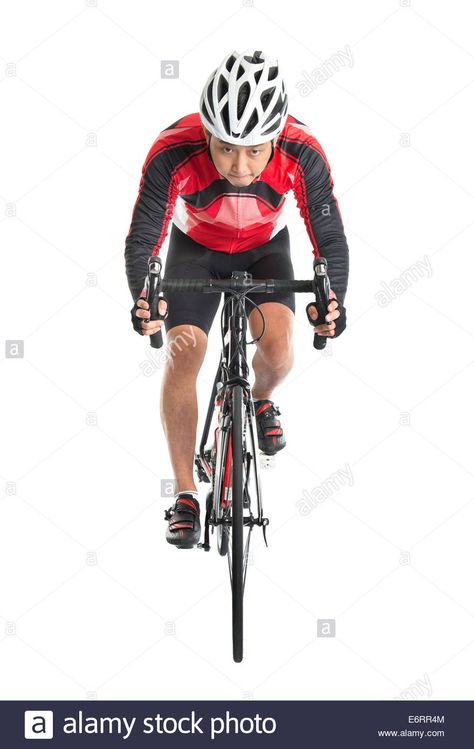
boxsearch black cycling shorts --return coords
[163,223,295,336]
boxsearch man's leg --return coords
[160,324,208,493]
[248,302,294,400]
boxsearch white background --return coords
[1,0,473,700]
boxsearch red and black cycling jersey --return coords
[124,112,349,304]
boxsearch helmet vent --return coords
[262,115,281,137]
[268,65,278,81]
[206,81,215,115]
[237,82,250,118]
[217,75,228,100]
[225,55,237,72]
[241,108,258,138]
[244,51,263,63]
[221,102,230,133]
[201,101,212,123]
[262,93,284,127]
[260,86,274,110]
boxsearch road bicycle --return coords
[142,256,331,662]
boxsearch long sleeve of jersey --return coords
[124,147,177,301]
[292,140,349,306]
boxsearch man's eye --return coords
[251,149,261,156]
[223,147,233,153]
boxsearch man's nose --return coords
[232,151,248,174]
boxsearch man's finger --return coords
[158,298,168,316]
[314,323,335,333]
[314,319,335,330]
[136,308,151,319]
[307,304,318,320]
[142,325,162,335]
[325,308,340,322]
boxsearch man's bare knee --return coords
[257,339,293,369]
[256,327,293,365]
[164,324,207,374]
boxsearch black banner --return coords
[1,700,470,747]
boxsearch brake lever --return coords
[306,257,331,350]
[145,256,165,349]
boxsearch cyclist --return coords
[125,50,349,548]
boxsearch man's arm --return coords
[292,139,349,306]
[124,148,177,301]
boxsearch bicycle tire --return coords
[231,384,244,663]
[217,514,229,557]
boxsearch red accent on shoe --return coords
[177,497,197,511]
[256,402,272,415]
[265,428,282,436]
[170,522,193,530]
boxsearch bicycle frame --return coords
[194,273,268,560]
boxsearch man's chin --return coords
[228,176,254,187]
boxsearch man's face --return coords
[205,130,274,187]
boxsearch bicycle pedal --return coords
[259,453,276,469]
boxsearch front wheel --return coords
[231,385,244,662]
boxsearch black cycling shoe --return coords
[254,399,286,456]
[165,493,201,549]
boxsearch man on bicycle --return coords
[125,50,349,548]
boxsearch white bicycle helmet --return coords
[199,49,289,146]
